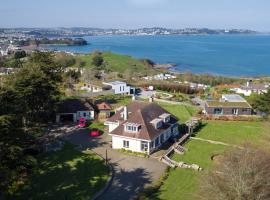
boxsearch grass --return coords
[74,51,155,76]
[158,170,199,200]
[156,118,270,199]
[171,140,226,169]
[14,143,109,200]
[195,121,270,146]
[158,102,198,122]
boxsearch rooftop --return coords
[107,101,178,140]
[222,94,246,102]
[206,101,251,108]
[104,81,127,86]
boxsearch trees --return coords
[253,89,270,115]
[92,52,104,68]
[14,51,26,59]
[0,51,62,196]
[199,147,270,200]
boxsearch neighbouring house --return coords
[103,81,135,94]
[231,80,269,96]
[80,82,104,93]
[204,94,252,116]
[104,101,179,154]
[97,102,112,119]
[56,99,95,123]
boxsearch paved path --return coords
[190,137,241,148]
[64,129,166,200]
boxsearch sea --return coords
[46,35,270,77]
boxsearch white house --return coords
[80,83,103,93]
[103,81,132,94]
[104,101,179,154]
[56,99,95,123]
[232,80,269,96]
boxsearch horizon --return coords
[1,0,270,31]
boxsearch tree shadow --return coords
[64,128,108,149]
[13,144,110,200]
[100,162,153,200]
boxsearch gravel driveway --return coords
[64,129,166,200]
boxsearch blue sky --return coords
[1,0,270,31]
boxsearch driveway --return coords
[64,129,166,200]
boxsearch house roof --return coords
[206,101,252,108]
[107,101,178,141]
[57,99,94,114]
[97,102,112,111]
[222,94,246,102]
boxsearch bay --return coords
[46,35,270,77]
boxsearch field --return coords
[157,104,270,200]
[74,52,155,76]
[14,144,109,200]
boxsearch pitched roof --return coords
[97,102,112,111]
[107,101,178,141]
[222,94,246,102]
[206,101,252,108]
[57,99,94,113]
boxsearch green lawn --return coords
[171,140,226,169]
[14,144,109,200]
[158,170,199,200]
[157,120,270,200]
[158,102,198,122]
[195,121,269,145]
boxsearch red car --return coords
[77,118,86,128]
[89,130,101,137]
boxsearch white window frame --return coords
[123,140,129,148]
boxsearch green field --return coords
[156,103,270,200]
[14,144,109,200]
[74,52,155,76]
[195,121,270,146]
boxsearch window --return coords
[214,108,223,115]
[123,140,129,148]
[141,141,148,152]
[232,108,238,115]
[155,137,159,147]
[83,112,87,117]
[242,108,248,112]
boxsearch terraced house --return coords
[105,101,179,154]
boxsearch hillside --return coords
[74,51,156,76]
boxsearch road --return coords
[64,129,166,200]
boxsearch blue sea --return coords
[47,35,270,77]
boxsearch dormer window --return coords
[124,122,141,133]
[159,113,171,123]
[150,118,163,129]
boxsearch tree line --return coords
[0,51,62,197]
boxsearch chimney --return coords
[123,106,128,120]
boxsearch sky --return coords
[0,0,270,31]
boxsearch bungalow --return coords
[80,83,104,93]
[56,99,95,123]
[104,101,179,154]
[103,81,135,95]
[204,94,252,116]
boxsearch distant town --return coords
[0,27,258,39]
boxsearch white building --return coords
[104,101,179,154]
[56,99,95,123]
[103,81,131,94]
[80,83,103,93]
[232,80,269,96]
